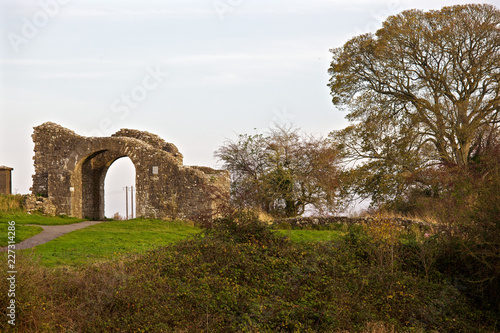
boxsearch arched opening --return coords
[104,157,136,220]
[70,150,138,220]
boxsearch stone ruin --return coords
[0,165,13,195]
[30,122,230,220]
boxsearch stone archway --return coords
[31,122,229,220]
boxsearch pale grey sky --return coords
[0,0,494,217]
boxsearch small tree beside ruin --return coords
[215,125,341,218]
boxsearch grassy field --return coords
[0,212,345,262]
[30,218,203,267]
[0,223,44,247]
[0,212,85,225]
[0,212,87,247]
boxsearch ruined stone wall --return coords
[31,122,229,220]
[0,166,13,195]
[112,129,183,164]
[272,216,435,229]
[23,194,57,215]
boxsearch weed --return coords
[0,194,24,213]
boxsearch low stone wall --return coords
[23,194,57,215]
[272,216,435,229]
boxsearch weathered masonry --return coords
[0,166,13,195]
[31,122,229,220]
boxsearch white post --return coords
[124,186,129,220]
[131,185,134,219]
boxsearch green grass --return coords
[0,212,85,225]
[0,212,347,266]
[0,223,44,247]
[0,213,87,247]
[29,218,202,267]
[276,229,345,242]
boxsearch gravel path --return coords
[1,221,103,251]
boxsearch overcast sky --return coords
[0,0,494,217]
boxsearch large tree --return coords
[328,4,500,207]
[215,126,340,217]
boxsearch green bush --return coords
[1,215,496,332]
[386,141,500,315]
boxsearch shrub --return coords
[0,194,24,213]
[0,216,496,332]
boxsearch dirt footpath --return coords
[1,221,103,251]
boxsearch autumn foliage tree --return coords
[328,5,500,310]
[215,125,341,218]
[328,4,500,208]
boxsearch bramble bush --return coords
[388,140,500,314]
[1,214,497,332]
